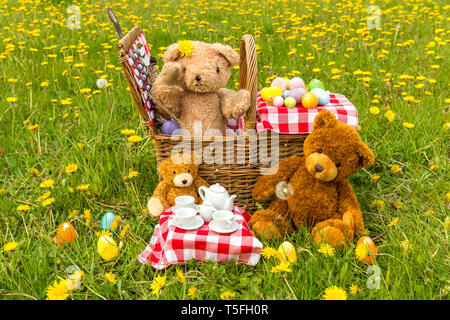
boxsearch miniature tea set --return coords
[171,183,240,234]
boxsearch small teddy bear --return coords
[249,111,375,247]
[151,40,251,135]
[147,154,209,218]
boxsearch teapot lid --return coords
[210,183,226,193]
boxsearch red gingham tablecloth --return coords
[137,206,263,270]
[256,92,358,134]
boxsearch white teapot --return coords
[198,183,236,211]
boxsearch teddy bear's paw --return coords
[230,90,251,118]
[147,197,164,218]
[311,225,345,248]
[161,62,180,85]
[251,220,280,240]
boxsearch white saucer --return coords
[172,215,204,231]
[209,220,240,234]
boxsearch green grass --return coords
[0,0,449,300]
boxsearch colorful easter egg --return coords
[284,97,297,108]
[288,87,307,103]
[273,96,285,107]
[311,88,331,105]
[356,236,378,264]
[289,77,305,90]
[302,92,319,109]
[271,77,287,91]
[55,222,77,246]
[308,79,325,91]
[277,241,297,263]
[271,86,283,98]
[282,90,290,99]
[97,235,120,261]
[101,212,116,233]
[161,119,180,135]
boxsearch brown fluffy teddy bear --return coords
[151,40,251,134]
[147,154,209,218]
[249,110,375,247]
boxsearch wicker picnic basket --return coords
[117,27,307,210]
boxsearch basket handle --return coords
[239,34,258,131]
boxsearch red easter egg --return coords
[55,222,77,246]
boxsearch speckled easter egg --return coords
[301,92,319,109]
[101,212,116,232]
[55,222,77,246]
[284,97,297,108]
[282,90,290,99]
[289,77,305,90]
[311,88,331,105]
[308,79,325,91]
[97,235,119,261]
[271,77,287,91]
[289,88,308,104]
[273,96,285,107]
[161,119,180,135]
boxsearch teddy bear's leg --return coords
[310,219,354,248]
[148,197,170,219]
[152,62,183,119]
[218,88,251,119]
[249,199,293,240]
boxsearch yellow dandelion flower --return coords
[178,40,194,57]
[402,122,415,129]
[220,291,236,300]
[42,197,56,207]
[6,97,18,103]
[371,175,381,181]
[424,210,434,216]
[429,164,439,171]
[349,284,359,295]
[46,280,69,300]
[369,106,380,115]
[322,285,347,300]
[121,129,136,136]
[176,270,185,283]
[84,209,92,227]
[271,262,292,273]
[0,188,7,195]
[3,241,19,252]
[390,165,400,174]
[393,202,403,209]
[400,239,412,253]
[39,179,55,188]
[17,204,31,212]
[127,169,139,179]
[317,243,335,256]
[387,217,399,227]
[37,191,51,202]
[370,199,385,210]
[128,135,143,144]
[68,210,79,219]
[110,216,122,231]
[150,275,167,296]
[27,124,39,131]
[28,168,41,177]
[76,184,90,191]
[261,247,278,259]
[79,88,91,94]
[188,286,198,299]
[105,272,117,284]
[119,223,130,239]
[385,110,395,122]
[65,163,78,174]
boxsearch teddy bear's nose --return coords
[315,164,324,173]
[195,75,201,82]
[182,179,188,184]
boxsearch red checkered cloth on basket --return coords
[256,92,358,134]
[137,206,263,270]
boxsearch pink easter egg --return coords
[288,87,307,103]
[271,77,287,91]
[273,96,285,107]
[289,77,305,90]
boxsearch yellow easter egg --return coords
[271,86,283,98]
[277,241,297,263]
[260,87,272,102]
[97,235,119,261]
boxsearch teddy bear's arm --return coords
[337,180,365,236]
[148,181,171,218]
[218,88,251,119]
[152,62,183,119]
[252,156,303,201]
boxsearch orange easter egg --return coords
[55,222,77,246]
[301,92,319,109]
[356,236,378,264]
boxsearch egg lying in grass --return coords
[310,88,331,105]
[97,234,120,261]
[277,241,297,263]
[356,236,378,264]
[55,222,77,246]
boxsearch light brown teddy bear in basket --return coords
[151,40,251,134]
[147,154,209,218]
[249,111,375,248]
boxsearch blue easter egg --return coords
[101,212,117,233]
[311,88,330,105]
[282,90,290,99]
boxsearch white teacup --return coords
[213,210,234,229]
[173,207,197,227]
[174,195,196,209]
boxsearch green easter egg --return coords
[308,79,324,91]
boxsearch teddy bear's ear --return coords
[157,157,172,176]
[313,110,339,130]
[211,43,240,67]
[357,143,375,168]
[163,43,181,63]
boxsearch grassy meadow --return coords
[0,0,449,300]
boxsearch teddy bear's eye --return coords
[216,67,220,73]
[173,171,176,174]
[336,162,341,167]
[183,67,186,72]
[188,169,191,173]
[317,149,322,153]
